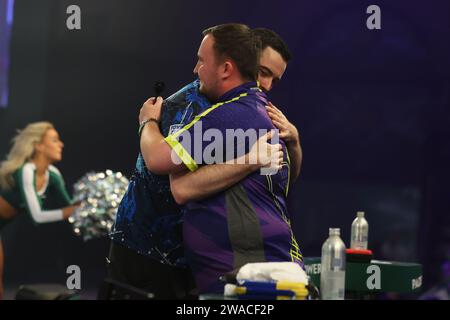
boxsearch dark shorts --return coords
[107,241,197,300]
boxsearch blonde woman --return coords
[0,122,79,299]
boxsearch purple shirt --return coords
[165,82,303,293]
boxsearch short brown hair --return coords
[203,23,261,82]
[252,28,292,62]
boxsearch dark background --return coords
[0,0,449,298]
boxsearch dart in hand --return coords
[154,81,165,98]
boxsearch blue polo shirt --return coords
[110,80,211,266]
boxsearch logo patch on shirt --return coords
[169,123,184,135]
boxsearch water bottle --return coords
[320,228,346,300]
[350,211,369,250]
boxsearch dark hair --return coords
[252,28,292,62]
[202,23,261,81]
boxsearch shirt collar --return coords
[218,81,259,102]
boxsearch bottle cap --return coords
[357,211,365,218]
[329,228,340,236]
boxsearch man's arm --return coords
[267,102,302,182]
[139,96,284,202]
[170,161,255,205]
[139,97,185,175]
[170,131,283,204]
[285,139,302,182]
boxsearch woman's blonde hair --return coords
[0,121,54,190]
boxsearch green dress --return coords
[0,162,72,231]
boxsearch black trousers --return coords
[107,241,197,300]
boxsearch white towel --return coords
[236,262,308,284]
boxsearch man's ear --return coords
[221,61,234,80]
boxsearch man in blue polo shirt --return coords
[139,24,303,294]
[109,25,302,298]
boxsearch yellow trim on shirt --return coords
[164,92,248,171]
[164,135,198,172]
[286,149,291,197]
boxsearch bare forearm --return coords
[170,154,260,204]
[286,139,302,183]
[140,122,181,175]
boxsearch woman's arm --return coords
[0,196,18,220]
[19,164,76,223]
[0,238,4,300]
[48,165,73,205]
[49,166,79,219]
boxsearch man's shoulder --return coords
[223,85,267,107]
[243,86,267,104]
[209,87,267,118]
[165,81,210,112]
[160,80,211,135]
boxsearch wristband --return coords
[138,118,159,137]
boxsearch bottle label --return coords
[320,271,345,300]
[332,258,344,268]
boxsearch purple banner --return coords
[0,0,14,108]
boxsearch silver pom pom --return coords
[70,170,129,241]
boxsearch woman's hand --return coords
[62,203,80,219]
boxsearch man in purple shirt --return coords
[140,24,303,294]
[165,81,299,293]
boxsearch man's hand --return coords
[170,131,283,205]
[266,102,303,182]
[249,130,284,170]
[139,96,185,175]
[266,102,300,144]
[139,96,163,124]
